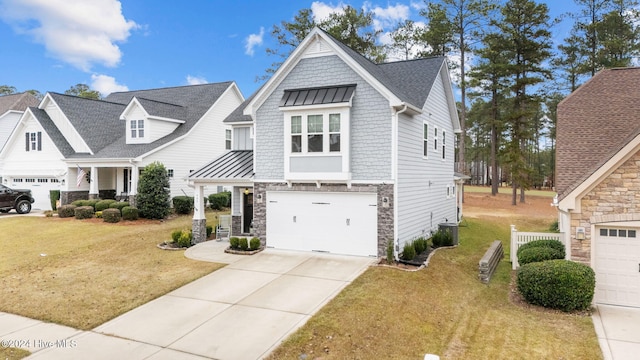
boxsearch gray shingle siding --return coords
[255,55,392,180]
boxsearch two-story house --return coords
[190,28,461,258]
[0,83,243,210]
[0,92,40,182]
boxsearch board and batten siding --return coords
[396,68,456,247]
[44,101,90,153]
[143,85,243,198]
[255,55,392,181]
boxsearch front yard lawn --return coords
[268,215,602,359]
[0,212,225,330]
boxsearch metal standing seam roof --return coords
[189,150,253,181]
[279,84,356,107]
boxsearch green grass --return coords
[465,185,556,198]
[267,215,601,360]
[0,347,30,360]
[0,211,226,330]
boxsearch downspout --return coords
[392,104,408,260]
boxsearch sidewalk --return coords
[1,241,374,359]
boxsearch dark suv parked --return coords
[0,184,35,214]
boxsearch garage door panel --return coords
[595,226,640,307]
[266,192,378,257]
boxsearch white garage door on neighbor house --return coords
[11,178,59,210]
[594,226,640,307]
[266,191,378,257]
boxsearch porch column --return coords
[192,183,207,244]
[89,166,99,199]
[129,164,138,206]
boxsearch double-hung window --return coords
[225,129,232,150]
[423,123,428,157]
[442,130,446,159]
[131,120,144,138]
[329,114,341,152]
[291,116,302,153]
[307,115,323,152]
[289,113,343,154]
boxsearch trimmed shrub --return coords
[102,208,121,223]
[58,204,76,218]
[206,225,213,238]
[171,229,182,243]
[518,247,564,266]
[95,211,103,218]
[95,199,117,211]
[86,199,99,210]
[387,240,394,263]
[238,237,249,251]
[413,238,428,254]
[230,237,240,249]
[401,242,416,261]
[137,161,170,219]
[109,202,130,212]
[49,190,60,211]
[208,192,227,211]
[122,206,139,220]
[74,206,94,219]
[177,230,192,248]
[250,237,260,250]
[517,259,595,312]
[71,200,89,207]
[172,196,194,214]
[517,239,565,258]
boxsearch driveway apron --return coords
[24,241,374,359]
[593,304,640,360]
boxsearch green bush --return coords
[549,220,560,232]
[518,247,564,266]
[413,238,428,254]
[401,242,416,261]
[137,161,170,219]
[74,206,94,220]
[250,237,261,250]
[177,230,193,248]
[49,190,60,211]
[102,208,121,223]
[109,202,130,212]
[230,237,240,249]
[122,206,139,220]
[517,239,565,258]
[86,199,99,209]
[208,191,231,210]
[58,204,77,218]
[172,196,194,214]
[171,229,183,243]
[387,240,394,263]
[206,225,213,238]
[71,200,89,207]
[95,199,117,211]
[238,237,248,251]
[517,260,595,312]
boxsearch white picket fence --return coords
[510,225,565,269]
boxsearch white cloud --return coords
[244,27,264,56]
[0,0,138,71]
[311,1,346,22]
[186,75,208,85]
[91,74,128,97]
[366,3,410,30]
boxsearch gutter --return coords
[392,104,409,260]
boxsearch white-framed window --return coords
[225,129,232,150]
[434,127,438,151]
[25,132,42,151]
[288,112,344,154]
[13,178,23,183]
[37,178,48,183]
[25,178,35,183]
[50,179,60,183]
[167,169,174,178]
[291,116,302,153]
[442,130,446,160]
[423,122,429,157]
[130,120,144,138]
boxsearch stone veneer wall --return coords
[253,182,394,257]
[61,189,118,205]
[571,151,640,264]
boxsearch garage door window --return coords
[600,228,636,238]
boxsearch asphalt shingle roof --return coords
[0,93,39,114]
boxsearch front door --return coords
[243,192,253,233]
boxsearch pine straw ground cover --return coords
[268,196,602,359]
[0,211,226,331]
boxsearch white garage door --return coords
[12,178,60,211]
[266,191,378,257]
[595,226,640,307]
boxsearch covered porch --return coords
[189,150,253,244]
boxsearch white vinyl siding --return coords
[44,99,91,153]
[396,67,456,248]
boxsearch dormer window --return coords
[131,120,144,138]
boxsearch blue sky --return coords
[0,1,575,99]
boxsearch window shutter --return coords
[37,132,42,151]
[25,133,29,152]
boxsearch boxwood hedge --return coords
[518,247,565,265]
[517,239,565,258]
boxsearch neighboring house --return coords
[190,27,462,258]
[0,83,243,211]
[556,67,640,308]
[0,93,40,180]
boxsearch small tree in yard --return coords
[137,162,170,219]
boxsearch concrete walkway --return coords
[0,241,374,359]
[593,304,640,360]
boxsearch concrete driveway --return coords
[22,241,374,359]
[593,304,640,360]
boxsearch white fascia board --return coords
[147,116,185,124]
[64,158,136,167]
[0,108,29,159]
[440,62,461,133]
[244,27,402,117]
[558,132,640,212]
[119,97,147,120]
[40,93,94,155]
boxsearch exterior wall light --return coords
[576,227,586,241]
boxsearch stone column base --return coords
[192,219,207,245]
